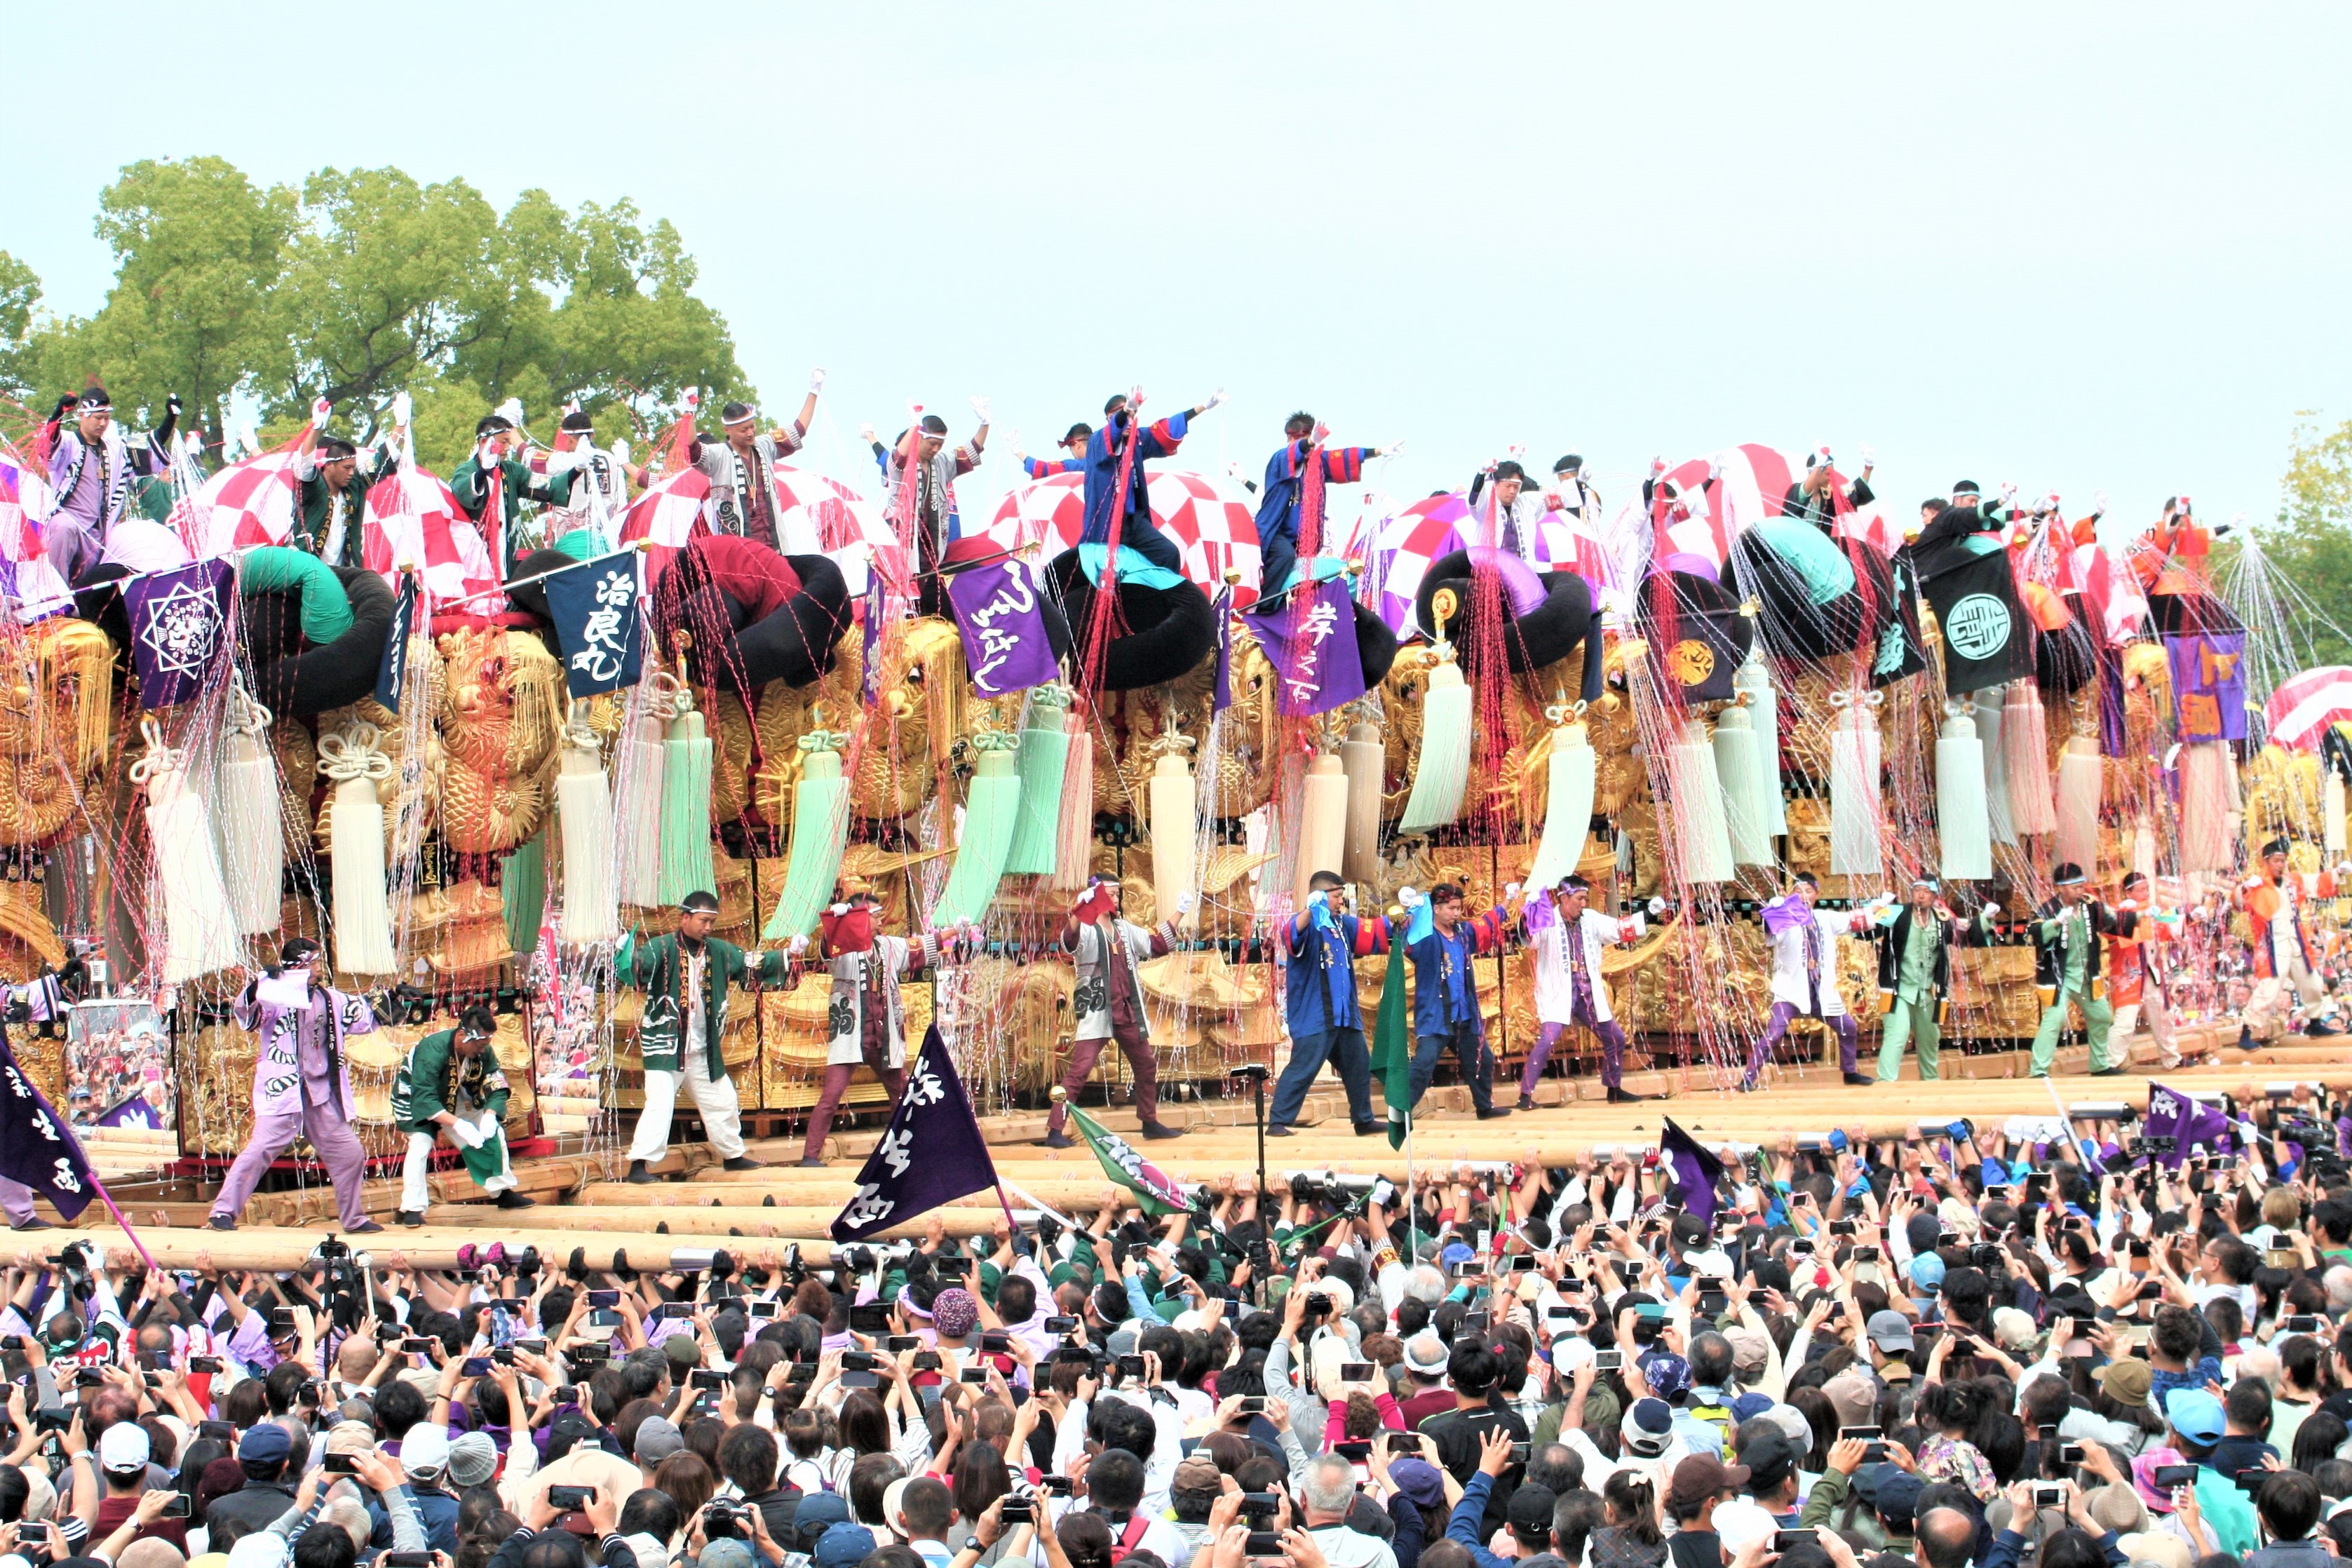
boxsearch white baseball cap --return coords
[97,1421,150,1474]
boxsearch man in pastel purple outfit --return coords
[209,936,383,1232]
[40,386,177,581]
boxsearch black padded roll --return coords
[249,567,397,717]
[1412,549,1595,675]
[1046,550,1216,691]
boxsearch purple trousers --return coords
[803,1063,907,1160]
[1050,1027,1159,1130]
[0,1178,35,1227]
[1522,1014,1630,1093]
[210,1097,372,1229]
[1747,1001,1858,1079]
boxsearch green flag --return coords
[1374,933,1413,1149]
[1068,1104,1189,1215]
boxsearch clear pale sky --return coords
[11,2,2348,539]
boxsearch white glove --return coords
[682,388,701,412]
[1202,388,1228,410]
[788,933,809,956]
[969,395,992,424]
[447,1118,484,1149]
[391,391,414,428]
[1175,892,1197,916]
[1999,479,2019,501]
[1383,437,1406,459]
[1705,462,1723,486]
[2093,491,2111,517]
[1982,902,2003,921]
[1398,886,1426,910]
[1503,882,1522,900]
[311,396,332,426]
[858,424,877,444]
[1506,442,1527,461]
[828,903,850,917]
[1226,459,1250,484]
[1649,455,1668,478]
[809,367,827,393]
[1858,442,1875,468]
[1647,897,1668,918]
[2041,492,2063,516]
[495,396,525,428]
[612,438,632,467]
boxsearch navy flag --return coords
[543,553,645,698]
[0,1025,100,1220]
[830,1025,999,1241]
[1920,548,2032,694]
[374,570,419,712]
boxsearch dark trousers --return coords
[1108,512,1185,574]
[1050,1025,1159,1129]
[1269,1026,1375,1130]
[1410,1022,1494,1114]
[803,1063,907,1160]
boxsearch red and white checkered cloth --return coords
[0,446,48,565]
[1363,496,1471,633]
[620,466,712,550]
[775,465,905,595]
[177,448,303,559]
[2266,667,2352,752]
[1654,443,1799,572]
[363,463,498,604]
[983,468,1262,605]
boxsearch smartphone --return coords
[1509,1442,1531,1464]
[1510,1255,1539,1273]
[587,1290,620,1309]
[913,1352,942,1372]
[1463,1311,1490,1332]
[841,1352,877,1372]
[1238,1396,1266,1415]
[189,1356,224,1374]
[1829,1219,1857,1237]
[849,1304,890,1336]
[1043,1476,1076,1497]
[691,1369,726,1390]
[1774,1532,1818,1553]
[2154,1465,2198,1489]
[512,1339,548,1356]
[1594,1350,1624,1372]
[548,1487,595,1512]
[2284,1315,2325,1335]
[1853,1246,1881,1263]
[323,1452,360,1475]
[461,1358,492,1377]
[1334,1440,1371,1463]
[1841,1425,1886,1462]
[403,1337,435,1355]
[1044,1316,1079,1334]
[1245,1533,1284,1558]
[980,1331,1010,1353]
[1000,1498,1034,1525]
[1790,1239,1816,1257]
[959,1367,989,1385]
[160,1497,191,1520]
[1340,1362,1375,1383]
[748,1301,780,1320]
[1116,1354,1147,1383]
[386,1557,435,1568]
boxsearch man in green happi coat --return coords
[623,890,791,1183]
[450,410,574,574]
[392,1005,533,1226]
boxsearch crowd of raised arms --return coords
[8,1097,2352,1568]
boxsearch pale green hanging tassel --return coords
[503,825,548,956]
[1004,687,1072,876]
[1527,698,1597,890]
[933,731,1023,927]
[659,687,715,905]
[1399,655,1472,834]
[763,725,851,941]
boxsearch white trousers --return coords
[401,1116,517,1212]
[2248,952,2332,1038]
[627,1050,745,1162]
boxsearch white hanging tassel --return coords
[557,707,618,945]
[1400,650,1472,834]
[316,722,398,977]
[1672,716,1735,884]
[132,718,241,982]
[2055,731,2103,874]
[1935,699,1992,880]
[1715,698,1771,867]
[611,685,670,908]
[2131,816,2158,882]
[2328,771,2348,858]
[1527,696,1598,888]
[1975,685,2018,846]
[1295,750,1349,907]
[2179,740,2234,873]
[217,680,283,935]
[1732,652,1786,837]
[1828,689,1884,877]
[658,682,715,905]
[1339,719,1385,886]
[2003,681,2057,837]
[1148,726,1198,925]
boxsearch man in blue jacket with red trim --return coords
[1255,414,1389,604]
[1404,881,1513,1119]
[1081,386,1224,574]
[1017,423,1093,479]
[1267,870,1388,1137]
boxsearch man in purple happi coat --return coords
[208,936,383,1233]
[41,386,177,582]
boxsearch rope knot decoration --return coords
[128,717,182,788]
[1147,710,1196,759]
[1028,684,1074,715]
[970,728,1021,755]
[1543,686,1589,726]
[644,668,691,724]
[563,699,604,757]
[318,722,396,785]
[225,677,273,740]
[798,724,849,755]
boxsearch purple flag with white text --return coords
[2144,1081,2231,1168]
[1241,573,1365,717]
[1659,1116,1726,1232]
[944,544,1059,698]
[0,1025,98,1219]
[127,558,234,709]
[830,1025,999,1241]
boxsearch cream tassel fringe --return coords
[217,680,283,935]
[1004,687,1071,877]
[2003,681,2057,837]
[934,730,1022,927]
[1147,728,1198,925]
[611,684,670,908]
[1732,652,1786,837]
[1828,689,1884,877]
[763,725,852,941]
[1935,699,1992,880]
[1054,703,1098,890]
[1295,750,1349,907]
[2054,731,2102,875]
[1399,654,1471,834]
[1527,698,1597,888]
[316,721,398,977]
[1340,719,1385,886]
[1715,699,1770,868]
[557,707,619,945]
[658,683,715,905]
[133,719,242,982]
[1672,716,1735,884]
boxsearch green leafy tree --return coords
[2263,412,2352,668]
[45,158,298,443]
[0,250,42,406]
